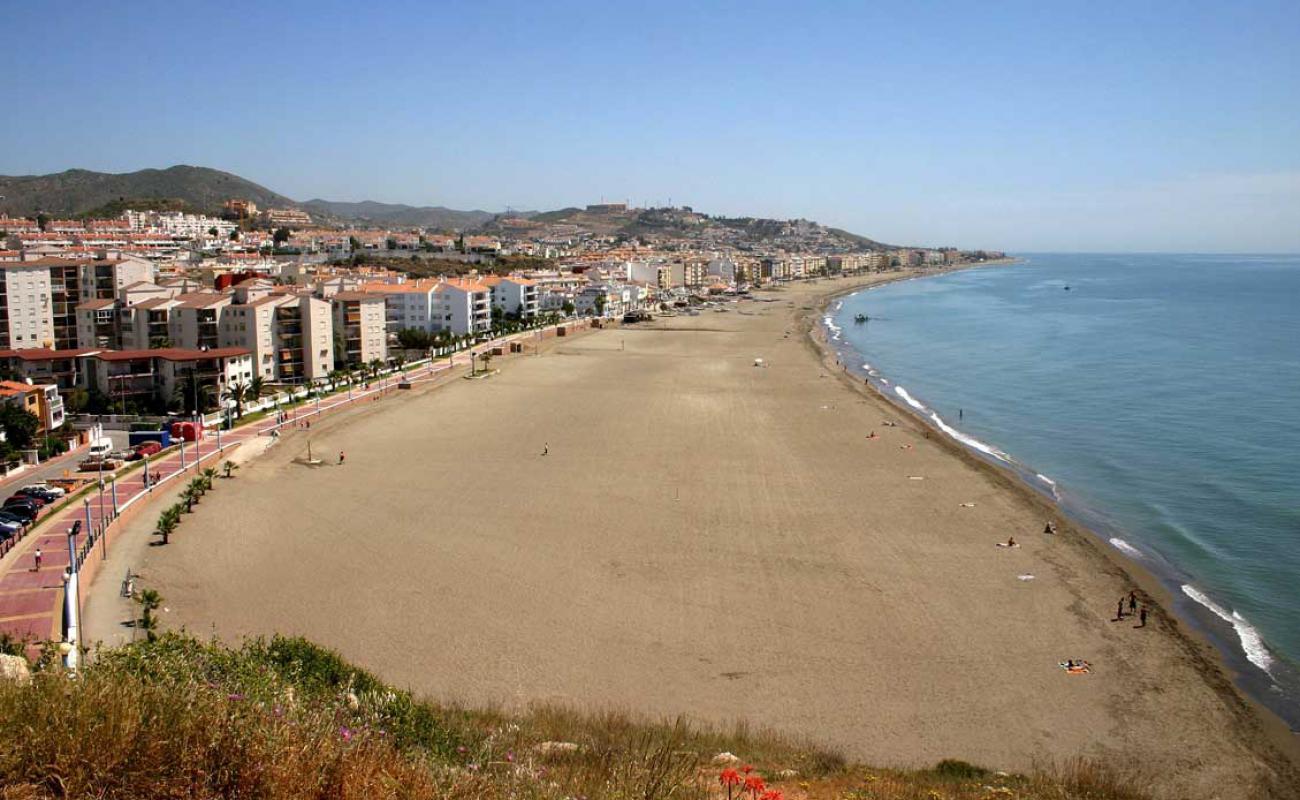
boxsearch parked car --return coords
[128,441,163,460]
[6,493,45,509]
[20,483,65,498]
[0,503,37,523]
[79,457,124,472]
[14,487,59,503]
[0,518,21,536]
[0,510,29,528]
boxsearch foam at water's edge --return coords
[1109,537,1144,559]
[893,384,927,411]
[893,385,1012,462]
[926,410,1012,463]
[1181,584,1275,674]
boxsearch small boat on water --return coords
[1063,285,1071,291]
[854,313,869,323]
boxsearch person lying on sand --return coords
[997,537,1020,548]
[866,431,878,439]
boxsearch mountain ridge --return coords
[0,165,890,247]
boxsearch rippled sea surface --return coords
[832,254,1300,722]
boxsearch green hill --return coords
[300,198,500,230]
[0,165,298,217]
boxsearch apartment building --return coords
[482,276,539,318]
[0,262,56,349]
[330,292,387,367]
[0,380,63,435]
[86,348,253,412]
[219,294,334,384]
[168,294,232,351]
[576,284,628,318]
[5,256,153,349]
[361,280,440,336]
[436,278,492,335]
[0,348,96,391]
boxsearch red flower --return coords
[744,775,766,796]
[719,769,742,787]
[760,791,784,800]
[741,765,755,774]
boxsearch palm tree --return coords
[249,375,265,402]
[181,485,199,512]
[222,459,239,478]
[155,508,179,545]
[201,467,218,490]
[136,588,163,642]
[222,381,249,419]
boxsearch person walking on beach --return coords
[1129,591,1139,616]
[1139,606,1149,627]
[542,442,549,456]
[1116,597,1126,620]
[33,548,42,571]
[338,451,345,465]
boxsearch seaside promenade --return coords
[0,323,575,653]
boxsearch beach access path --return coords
[0,324,575,651]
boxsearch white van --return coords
[88,439,113,459]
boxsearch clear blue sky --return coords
[3,0,1297,252]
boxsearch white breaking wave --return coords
[893,386,1012,462]
[893,385,927,411]
[1109,537,1143,559]
[1181,584,1274,674]
[1036,473,1061,499]
[927,410,1012,462]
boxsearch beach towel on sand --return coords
[1058,660,1091,674]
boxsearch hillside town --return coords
[0,201,1002,461]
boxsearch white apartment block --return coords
[0,262,56,349]
[2,256,152,350]
[435,279,492,335]
[483,276,539,318]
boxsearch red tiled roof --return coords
[0,347,100,361]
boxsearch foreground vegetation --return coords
[0,634,1152,799]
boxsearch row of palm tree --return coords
[154,465,228,546]
[326,358,392,389]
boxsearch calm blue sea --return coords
[830,254,1300,724]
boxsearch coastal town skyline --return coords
[3,1,1298,253]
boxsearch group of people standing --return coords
[1118,590,1149,627]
